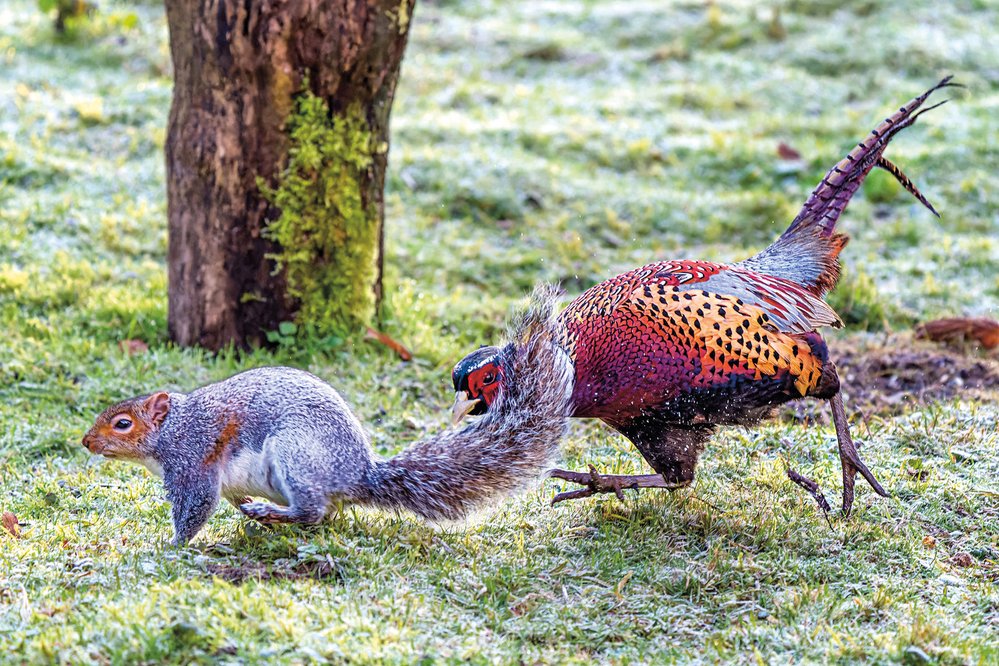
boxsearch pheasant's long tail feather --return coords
[784,76,955,238]
[740,77,957,296]
[876,156,939,218]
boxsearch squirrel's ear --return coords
[144,392,171,426]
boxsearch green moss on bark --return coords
[262,92,379,339]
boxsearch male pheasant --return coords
[452,78,957,516]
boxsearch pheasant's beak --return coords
[451,391,482,427]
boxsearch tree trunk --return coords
[164,0,414,349]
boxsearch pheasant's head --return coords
[451,346,502,425]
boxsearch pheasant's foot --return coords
[780,441,833,528]
[830,393,889,517]
[784,466,833,529]
[548,465,689,505]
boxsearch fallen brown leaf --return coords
[365,327,413,361]
[950,552,975,568]
[118,339,150,355]
[615,570,634,600]
[2,511,21,538]
[915,317,999,350]
[777,142,802,160]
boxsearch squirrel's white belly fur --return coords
[133,447,285,505]
[220,447,288,505]
[139,459,164,478]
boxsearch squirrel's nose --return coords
[82,435,100,453]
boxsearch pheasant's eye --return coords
[113,417,133,431]
[482,372,496,384]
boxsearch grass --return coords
[2,0,998,663]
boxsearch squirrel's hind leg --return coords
[238,500,327,526]
[237,429,344,526]
[226,496,253,509]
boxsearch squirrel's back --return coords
[183,366,370,454]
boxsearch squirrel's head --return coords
[450,346,503,426]
[82,392,170,461]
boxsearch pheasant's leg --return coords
[780,439,833,524]
[829,393,889,516]
[548,465,689,505]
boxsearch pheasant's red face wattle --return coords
[451,346,504,424]
[466,363,501,407]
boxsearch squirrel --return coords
[81,285,574,545]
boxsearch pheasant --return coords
[451,78,958,516]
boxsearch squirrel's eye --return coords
[113,418,132,431]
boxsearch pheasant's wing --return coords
[653,260,842,334]
[624,277,825,396]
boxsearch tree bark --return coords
[164,0,414,349]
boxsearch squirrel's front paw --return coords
[239,501,288,525]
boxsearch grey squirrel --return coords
[81,285,574,545]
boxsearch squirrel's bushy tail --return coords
[359,284,574,521]
[739,77,957,296]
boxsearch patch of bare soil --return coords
[784,335,999,422]
[203,557,342,585]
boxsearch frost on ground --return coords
[1,0,997,664]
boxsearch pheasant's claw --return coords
[780,440,834,528]
[784,462,834,530]
[551,488,597,505]
[548,467,688,506]
[548,468,598,485]
[586,464,625,501]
